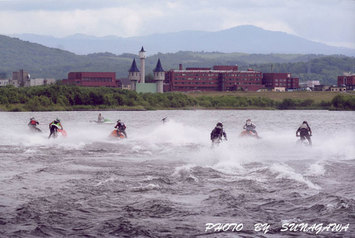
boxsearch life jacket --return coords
[50,121,61,129]
[30,120,37,125]
[245,124,255,131]
[121,124,126,131]
[117,123,126,131]
[299,128,309,136]
[211,127,223,139]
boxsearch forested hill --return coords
[0,35,133,80]
[0,34,354,85]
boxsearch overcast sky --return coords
[0,0,354,48]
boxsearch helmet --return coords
[216,122,223,128]
[30,117,34,120]
[56,118,60,122]
[246,119,251,125]
[303,121,307,124]
[117,119,121,123]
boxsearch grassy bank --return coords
[0,85,354,111]
[186,91,348,103]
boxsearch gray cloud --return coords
[0,0,354,48]
[0,0,130,11]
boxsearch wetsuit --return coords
[114,122,127,138]
[243,123,257,134]
[49,120,63,138]
[296,123,312,145]
[98,114,104,123]
[210,127,227,143]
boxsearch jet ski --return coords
[58,129,67,137]
[296,135,311,146]
[211,137,224,147]
[49,125,67,139]
[92,118,114,124]
[28,125,42,133]
[212,138,222,144]
[110,129,126,139]
[240,130,261,139]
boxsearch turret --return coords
[139,46,146,59]
[128,58,140,91]
[139,46,146,83]
[153,58,165,93]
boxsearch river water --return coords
[0,110,354,237]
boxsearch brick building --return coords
[164,65,264,92]
[338,75,355,90]
[262,73,299,90]
[62,72,119,87]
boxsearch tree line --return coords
[0,85,354,111]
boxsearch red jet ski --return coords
[240,130,261,139]
[110,129,126,139]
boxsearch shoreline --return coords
[1,105,353,112]
[1,85,354,112]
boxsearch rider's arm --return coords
[210,129,215,140]
[223,131,227,140]
[243,124,246,129]
[305,122,312,135]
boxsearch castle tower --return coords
[139,46,146,83]
[128,58,140,91]
[153,58,165,93]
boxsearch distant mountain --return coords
[0,35,133,79]
[1,34,354,85]
[12,25,355,56]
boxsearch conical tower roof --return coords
[153,58,164,72]
[140,46,145,52]
[128,58,140,72]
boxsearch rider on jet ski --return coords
[97,113,104,123]
[296,121,312,145]
[114,119,127,138]
[28,117,41,132]
[243,119,259,137]
[48,118,63,138]
[210,122,227,143]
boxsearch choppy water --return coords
[0,110,354,237]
